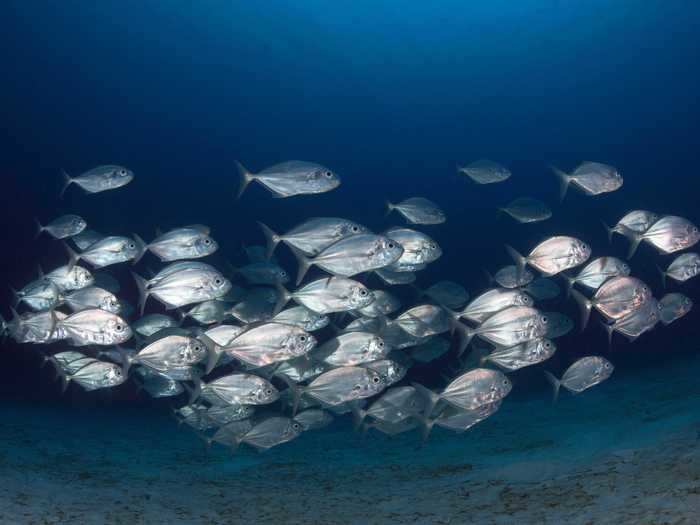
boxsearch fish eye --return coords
[128,243,136,249]
[378,341,384,347]
[324,171,333,178]
[193,345,202,352]
[693,227,699,233]
[265,388,272,395]
[372,376,380,384]
[280,271,287,277]
[544,342,551,348]
[503,379,509,386]
[429,243,436,250]
[351,225,359,232]
[604,363,611,369]
[214,278,222,285]
[118,169,127,176]
[115,324,124,332]
[293,422,302,430]
[204,239,211,245]
[541,316,548,323]
[388,242,395,249]
[299,335,307,342]
[359,289,368,296]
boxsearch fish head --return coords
[381,360,407,385]
[598,358,614,380]
[182,338,208,365]
[288,420,304,438]
[489,373,513,399]
[207,273,232,298]
[254,381,280,404]
[305,313,329,331]
[685,223,700,248]
[348,284,374,310]
[111,166,135,185]
[572,239,592,265]
[533,338,556,359]
[619,261,632,276]
[308,166,341,192]
[612,169,623,188]
[417,239,442,263]
[73,267,95,288]
[513,291,533,307]
[366,336,387,360]
[194,236,219,257]
[358,369,386,398]
[122,238,142,261]
[105,315,133,344]
[373,237,404,266]
[337,221,370,238]
[101,293,121,314]
[275,268,291,284]
[104,364,125,386]
[285,329,317,358]
[71,216,87,232]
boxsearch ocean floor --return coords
[2,353,700,524]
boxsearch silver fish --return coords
[71,229,104,250]
[313,332,388,367]
[35,214,86,239]
[626,215,700,258]
[227,287,278,324]
[601,298,660,345]
[7,309,66,344]
[274,356,330,383]
[292,366,386,411]
[458,159,511,184]
[409,336,450,363]
[183,300,226,325]
[564,256,630,297]
[544,356,613,400]
[384,227,442,270]
[236,261,289,285]
[203,420,255,450]
[355,290,400,317]
[133,367,184,398]
[364,418,419,436]
[291,233,404,284]
[132,314,178,337]
[380,321,430,350]
[236,160,340,199]
[424,402,500,437]
[374,268,416,285]
[276,276,374,314]
[482,338,556,371]
[499,197,551,224]
[42,264,94,292]
[67,235,146,269]
[62,286,120,313]
[543,311,574,339]
[552,162,622,200]
[603,210,659,243]
[58,309,132,346]
[659,253,700,287]
[258,218,370,259]
[127,334,215,374]
[523,277,561,301]
[141,227,218,262]
[204,405,255,427]
[60,165,134,197]
[506,236,591,277]
[460,306,548,350]
[458,288,533,324]
[361,358,407,387]
[221,322,316,367]
[659,293,693,326]
[417,281,469,309]
[571,276,652,330]
[414,368,512,412]
[385,197,446,225]
[63,360,126,391]
[273,306,329,331]
[394,304,450,338]
[293,409,334,431]
[492,265,535,288]
[198,373,279,406]
[13,279,60,311]
[353,386,425,426]
[236,416,302,451]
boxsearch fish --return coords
[226,287,278,323]
[234,416,302,451]
[362,357,408,386]
[182,300,226,325]
[544,356,613,401]
[385,197,446,225]
[355,289,401,317]
[293,409,334,431]
[523,277,561,301]
[542,311,574,339]
[235,261,289,285]
[602,210,659,243]
[272,306,329,331]
[290,233,404,284]
[600,298,660,346]
[200,420,255,450]
[625,215,700,258]
[203,405,256,426]
[258,218,370,259]
[352,386,425,426]
[62,286,121,313]
[458,306,548,352]
[220,322,316,367]
[133,367,184,398]
[506,236,591,277]
[58,309,132,346]
[384,227,442,269]
[236,160,340,199]
[499,197,552,224]
[419,402,500,441]
[312,332,389,367]
[571,276,652,330]
[481,338,556,371]
[413,368,512,412]
[374,268,416,285]
[658,253,700,287]
[132,262,231,315]
[59,360,127,392]
[196,373,279,406]
[394,304,450,338]
[659,293,693,325]
[7,309,66,344]
[65,235,146,269]
[35,214,86,239]
[60,165,134,197]
[563,256,630,297]
[457,288,533,324]
[490,265,535,289]
[71,229,104,250]
[457,159,511,184]
[132,314,178,337]
[12,279,60,311]
[41,264,94,292]
[415,280,469,309]
[409,336,451,363]
[551,162,623,200]
[140,227,218,262]
[275,276,374,314]
[124,334,217,374]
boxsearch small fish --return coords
[12,279,60,311]
[71,229,104,250]
[290,233,404,284]
[523,277,561,301]
[66,236,146,269]
[600,298,660,346]
[563,256,630,297]
[352,386,425,426]
[235,261,289,285]
[197,373,279,406]
[60,165,134,198]
[499,197,551,224]
[409,336,451,363]
[481,338,556,371]
[658,253,700,287]
[203,324,246,347]
[385,197,446,225]
[625,215,700,258]
[226,287,278,324]
[234,416,302,451]
[140,227,218,262]
[551,162,622,200]
[506,236,591,277]
[201,420,255,450]
[457,288,533,324]
[293,409,334,431]
[60,360,127,392]
[361,357,408,387]
[394,304,450,338]
[312,332,388,367]
[203,405,255,426]
[183,300,226,325]
[374,268,416,285]
[276,276,374,314]
[62,286,121,313]
[458,159,511,184]
[258,218,370,259]
[35,215,86,239]
[416,281,469,309]
[571,276,652,330]
[221,322,316,367]
[274,356,330,383]
[125,334,216,374]
[380,321,430,350]
[133,367,184,398]
[458,306,548,351]
[603,210,659,243]
[542,311,574,339]
[355,290,401,317]
[236,160,340,199]
[42,264,94,292]
[58,309,132,346]
[132,314,178,337]
[420,402,500,440]
[490,265,534,288]
[659,293,693,326]
[384,227,442,270]
[272,306,329,331]
[413,368,512,412]
[544,356,613,401]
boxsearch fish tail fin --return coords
[131,233,148,264]
[273,282,292,316]
[187,376,203,405]
[288,244,313,285]
[453,321,474,356]
[599,320,614,350]
[257,221,281,259]
[278,373,302,416]
[199,335,220,375]
[115,346,134,376]
[413,413,437,445]
[550,165,571,201]
[350,401,367,431]
[623,227,643,259]
[411,382,441,419]
[504,244,527,280]
[36,264,44,279]
[59,169,73,199]
[235,160,255,199]
[543,370,561,403]
[63,242,80,272]
[34,218,44,239]
[656,264,667,289]
[570,289,593,332]
[482,268,494,285]
[131,271,150,316]
[384,201,394,217]
[563,274,576,300]
[194,429,214,452]
[601,221,614,244]
[9,286,20,308]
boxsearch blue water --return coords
[2,2,700,522]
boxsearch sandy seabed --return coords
[2,353,699,524]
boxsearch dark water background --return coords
[2,1,700,407]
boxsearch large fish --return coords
[506,236,591,277]
[625,215,700,258]
[544,356,613,401]
[236,160,340,198]
[551,162,623,200]
[571,276,652,330]
[275,276,374,314]
[458,306,548,352]
[312,332,388,367]
[457,288,533,324]
[413,368,512,412]
[658,252,700,287]
[58,309,132,346]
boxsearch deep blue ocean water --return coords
[2,2,700,523]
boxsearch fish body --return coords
[386,197,446,225]
[61,165,134,197]
[237,160,340,198]
[458,159,511,184]
[36,214,86,239]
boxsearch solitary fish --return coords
[603,210,659,243]
[499,197,551,224]
[506,236,591,277]
[659,293,693,326]
[544,356,613,401]
[571,276,652,330]
[258,218,369,259]
[385,197,446,225]
[458,160,511,184]
[60,165,134,198]
[551,162,622,201]
[658,253,700,288]
[35,215,86,240]
[625,215,700,258]
[236,160,340,198]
